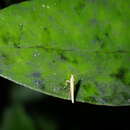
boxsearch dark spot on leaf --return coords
[112,68,126,79]
[58,52,78,64]
[34,79,44,89]
[2,33,11,45]
[44,27,48,31]
[95,36,102,42]
[0,53,8,61]
[43,27,50,35]
[0,53,13,65]
[13,24,24,49]
[0,69,3,73]
[104,32,109,37]
[0,53,6,59]
[90,19,98,25]
[74,0,86,15]
[59,53,68,61]
[2,35,9,44]
[52,60,56,63]
[111,68,127,84]
[72,59,78,64]
[117,69,126,79]
[13,42,21,48]
[32,72,42,78]
[94,35,105,48]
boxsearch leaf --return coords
[0,0,130,106]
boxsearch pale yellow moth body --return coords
[66,74,75,103]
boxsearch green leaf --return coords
[0,0,130,106]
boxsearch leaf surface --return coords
[0,0,130,105]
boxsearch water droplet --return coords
[53,73,56,75]
[63,85,67,89]
[46,5,50,9]
[42,4,50,9]
[19,23,23,27]
[42,4,46,8]
[33,52,40,57]
[19,23,23,30]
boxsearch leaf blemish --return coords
[59,53,68,61]
[33,52,40,57]
[2,34,10,45]
[34,79,44,89]
[90,19,98,25]
[0,69,3,73]
[32,72,42,78]
[52,60,56,63]
[110,68,127,85]
[0,53,11,64]
[111,68,126,79]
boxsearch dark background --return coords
[0,1,130,130]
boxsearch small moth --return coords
[66,74,75,103]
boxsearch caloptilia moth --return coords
[66,74,75,103]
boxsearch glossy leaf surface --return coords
[0,0,130,105]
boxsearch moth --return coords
[66,74,75,103]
